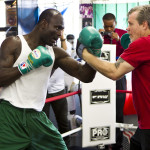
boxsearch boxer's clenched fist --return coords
[18,46,53,74]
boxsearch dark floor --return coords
[70,131,98,150]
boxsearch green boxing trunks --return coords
[0,100,67,150]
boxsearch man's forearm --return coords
[0,67,21,87]
[82,48,118,80]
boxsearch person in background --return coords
[66,34,75,50]
[0,8,96,150]
[43,30,71,149]
[66,34,82,130]
[98,13,127,150]
[66,34,77,59]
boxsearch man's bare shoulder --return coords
[0,36,22,63]
[1,36,21,52]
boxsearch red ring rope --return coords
[116,90,132,93]
[45,89,132,103]
[45,90,81,103]
[45,89,136,115]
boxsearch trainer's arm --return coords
[82,48,134,80]
[0,37,21,87]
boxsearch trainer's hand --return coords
[121,33,131,49]
[76,26,103,59]
[18,46,53,75]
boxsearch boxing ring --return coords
[45,89,137,131]
[45,44,138,149]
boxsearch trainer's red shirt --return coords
[103,28,127,58]
[120,35,150,129]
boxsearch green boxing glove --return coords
[18,46,53,75]
[121,33,131,49]
[77,26,103,59]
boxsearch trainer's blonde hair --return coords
[127,5,150,29]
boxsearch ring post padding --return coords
[82,44,116,147]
